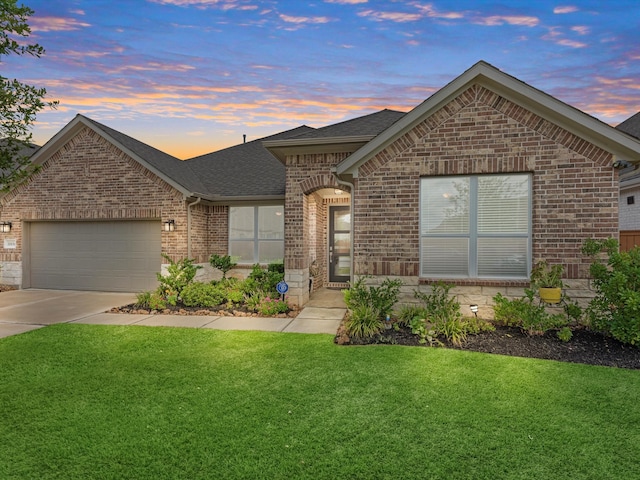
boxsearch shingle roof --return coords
[616,111,640,139]
[186,125,316,198]
[290,109,406,139]
[81,116,208,194]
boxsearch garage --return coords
[27,221,161,292]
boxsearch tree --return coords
[1,0,57,190]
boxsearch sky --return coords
[3,0,640,159]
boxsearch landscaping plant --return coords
[493,291,568,336]
[342,276,403,338]
[156,254,202,302]
[209,254,237,279]
[582,238,640,345]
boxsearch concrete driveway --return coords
[0,289,136,339]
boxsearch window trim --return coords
[419,173,532,280]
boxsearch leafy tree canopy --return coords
[1,0,57,190]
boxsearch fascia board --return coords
[337,61,640,175]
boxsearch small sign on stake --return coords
[276,280,289,301]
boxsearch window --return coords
[229,205,284,264]
[420,174,531,279]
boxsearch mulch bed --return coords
[335,323,640,370]
[0,285,18,293]
[110,303,299,318]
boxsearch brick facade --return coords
[282,84,620,311]
[0,126,227,286]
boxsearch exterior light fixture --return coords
[470,304,478,318]
[163,220,175,232]
[0,222,12,233]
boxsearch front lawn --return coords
[1,325,639,479]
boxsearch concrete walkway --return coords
[0,288,346,339]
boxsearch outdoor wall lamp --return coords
[0,222,12,233]
[470,304,478,318]
[612,159,632,169]
[163,219,175,232]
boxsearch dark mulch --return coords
[336,323,640,370]
[0,284,17,293]
[110,303,299,318]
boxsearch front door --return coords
[329,206,351,283]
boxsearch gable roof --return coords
[26,114,207,197]
[616,111,640,139]
[186,126,315,200]
[336,60,640,175]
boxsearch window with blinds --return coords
[229,205,284,264]
[420,174,531,279]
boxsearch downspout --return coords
[332,169,355,285]
[186,196,202,259]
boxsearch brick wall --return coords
[0,127,190,269]
[354,85,617,285]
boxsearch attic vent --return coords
[628,196,635,205]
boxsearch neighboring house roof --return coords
[617,113,640,190]
[616,111,640,139]
[336,61,640,176]
[186,125,316,200]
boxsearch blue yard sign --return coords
[276,281,289,295]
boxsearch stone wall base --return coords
[0,262,21,287]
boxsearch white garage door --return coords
[29,221,161,292]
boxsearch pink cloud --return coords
[325,0,368,3]
[30,16,91,32]
[357,9,422,22]
[554,6,579,14]
[279,14,332,24]
[474,15,539,27]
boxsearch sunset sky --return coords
[4,0,640,159]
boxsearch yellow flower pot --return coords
[539,287,562,304]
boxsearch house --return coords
[1,61,639,316]
[616,112,640,250]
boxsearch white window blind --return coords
[420,174,530,279]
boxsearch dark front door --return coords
[329,206,351,283]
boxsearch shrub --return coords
[255,296,289,316]
[148,292,167,310]
[209,254,237,279]
[244,263,284,298]
[396,304,428,327]
[344,305,384,338]
[181,282,224,308]
[135,291,152,308]
[493,291,567,335]
[413,282,460,321]
[582,238,640,345]
[343,276,403,321]
[157,254,202,298]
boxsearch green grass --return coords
[1,324,639,479]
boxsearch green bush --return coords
[396,304,428,326]
[493,291,567,335]
[209,254,237,279]
[344,305,384,338]
[135,291,152,308]
[157,254,202,299]
[582,238,640,345]
[343,276,403,321]
[180,282,224,308]
[244,263,284,298]
[148,292,167,310]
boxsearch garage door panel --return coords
[29,221,161,292]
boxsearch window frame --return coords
[229,205,284,265]
[419,173,532,280]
